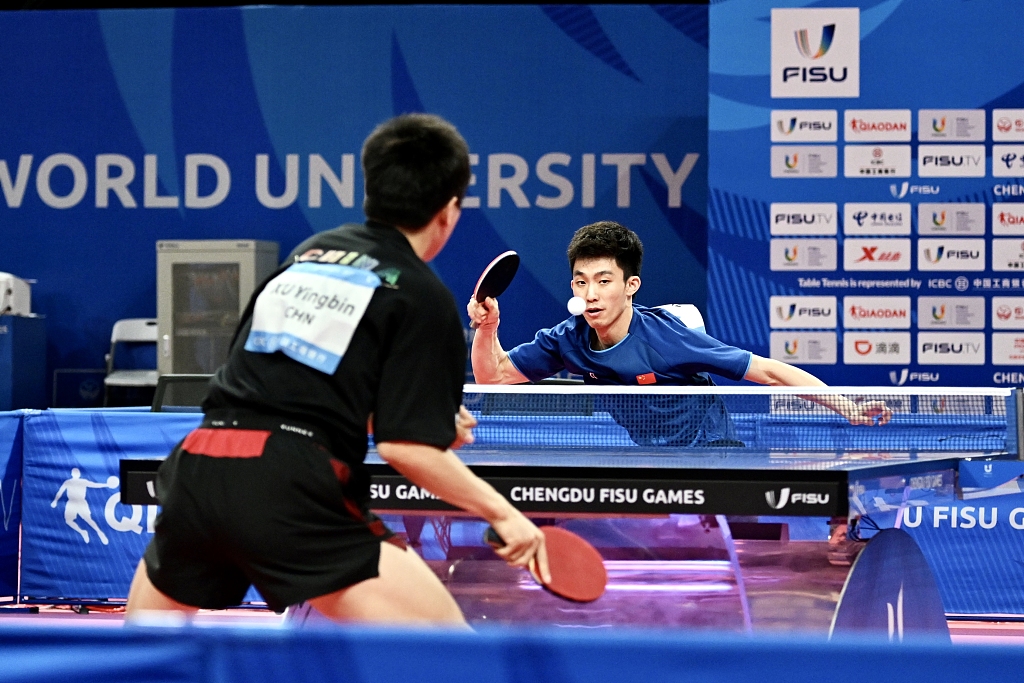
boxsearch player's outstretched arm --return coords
[467,296,528,384]
[744,355,892,426]
[377,441,550,582]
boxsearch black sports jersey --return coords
[204,221,466,485]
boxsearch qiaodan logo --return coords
[794,23,835,59]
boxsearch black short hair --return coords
[362,114,471,230]
[567,221,643,279]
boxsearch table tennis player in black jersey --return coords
[125,114,548,627]
[468,221,892,444]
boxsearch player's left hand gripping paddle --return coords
[485,525,607,602]
[470,251,519,328]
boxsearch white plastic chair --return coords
[658,304,706,333]
[104,318,159,406]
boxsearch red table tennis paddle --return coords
[485,525,607,602]
[473,250,520,303]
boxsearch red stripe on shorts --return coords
[181,428,271,458]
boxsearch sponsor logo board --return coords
[843,296,911,329]
[917,109,985,142]
[770,145,838,178]
[770,202,838,235]
[918,145,986,177]
[769,332,837,364]
[843,332,911,364]
[993,203,1024,235]
[769,295,837,329]
[917,297,985,330]
[992,297,1024,330]
[992,239,1024,271]
[771,8,860,99]
[992,333,1024,365]
[843,144,911,177]
[843,202,910,235]
[844,110,912,142]
[770,239,837,271]
[844,238,911,271]
[917,203,985,236]
[917,332,985,365]
[993,109,1024,142]
[993,145,1024,178]
[770,110,838,142]
[917,238,986,271]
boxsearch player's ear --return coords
[625,275,641,296]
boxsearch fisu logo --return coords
[794,24,835,59]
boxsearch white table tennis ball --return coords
[567,296,586,316]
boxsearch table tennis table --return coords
[122,384,1023,635]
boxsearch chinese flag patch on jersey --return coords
[636,372,656,385]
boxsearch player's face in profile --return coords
[571,257,634,329]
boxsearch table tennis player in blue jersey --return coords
[468,221,891,447]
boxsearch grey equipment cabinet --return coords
[156,240,279,375]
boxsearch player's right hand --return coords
[467,296,500,331]
[489,508,550,584]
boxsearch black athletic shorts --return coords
[143,409,396,613]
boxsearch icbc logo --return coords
[997,305,1012,320]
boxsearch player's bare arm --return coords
[376,440,550,582]
[744,355,892,426]
[468,296,529,384]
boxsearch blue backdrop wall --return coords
[0,6,709,393]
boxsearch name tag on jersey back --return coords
[244,262,381,374]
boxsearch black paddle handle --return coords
[484,526,506,548]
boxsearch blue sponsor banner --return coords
[710,0,1024,387]
[0,411,23,596]
[19,410,200,600]
[0,7,708,389]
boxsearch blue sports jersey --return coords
[507,305,752,386]
[506,306,753,447]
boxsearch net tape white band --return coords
[464,384,1013,397]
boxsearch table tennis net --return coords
[460,386,1017,454]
